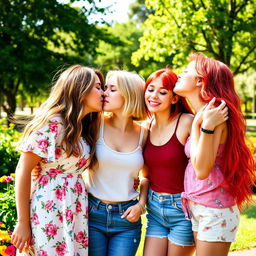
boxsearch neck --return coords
[109,112,134,132]
[186,92,205,113]
[153,109,175,128]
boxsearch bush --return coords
[0,174,16,255]
[0,119,21,177]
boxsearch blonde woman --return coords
[11,65,104,255]
[87,70,149,256]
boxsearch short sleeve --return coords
[19,118,63,162]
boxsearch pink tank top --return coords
[182,136,235,215]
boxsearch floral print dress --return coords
[20,116,89,256]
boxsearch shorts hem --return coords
[145,234,167,239]
[168,238,195,247]
[197,237,236,243]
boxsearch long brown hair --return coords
[19,65,103,168]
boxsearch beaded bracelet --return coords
[137,202,146,214]
[201,127,214,134]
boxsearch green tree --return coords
[0,0,109,120]
[95,21,164,78]
[132,0,256,74]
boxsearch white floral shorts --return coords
[188,201,240,242]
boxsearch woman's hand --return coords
[11,221,32,253]
[133,177,140,190]
[31,164,42,181]
[121,202,145,222]
[202,98,228,130]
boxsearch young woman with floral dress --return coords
[11,65,104,256]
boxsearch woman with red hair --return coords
[174,52,255,256]
[143,68,196,256]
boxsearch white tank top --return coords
[87,117,144,201]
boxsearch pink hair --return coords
[145,68,193,117]
[190,52,255,208]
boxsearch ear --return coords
[196,77,204,88]
[171,94,180,104]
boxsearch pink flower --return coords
[67,174,73,178]
[85,206,88,218]
[38,139,50,152]
[31,213,39,225]
[76,201,82,213]
[83,237,88,248]
[77,158,87,168]
[75,231,85,243]
[37,249,48,256]
[55,242,68,256]
[65,209,73,222]
[74,182,83,194]
[4,245,16,255]
[48,168,63,178]
[44,200,54,211]
[55,148,62,159]
[45,224,57,237]
[3,176,14,182]
[58,213,63,223]
[38,175,49,187]
[48,120,59,134]
[55,188,66,201]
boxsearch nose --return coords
[152,91,158,99]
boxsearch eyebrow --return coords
[148,84,167,90]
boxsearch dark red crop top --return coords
[143,114,188,194]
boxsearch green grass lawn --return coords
[135,196,256,255]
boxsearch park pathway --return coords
[229,248,256,256]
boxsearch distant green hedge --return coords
[0,119,20,176]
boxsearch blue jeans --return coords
[146,188,194,246]
[88,194,142,256]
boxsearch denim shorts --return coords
[88,194,142,256]
[145,188,194,246]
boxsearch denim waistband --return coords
[88,194,138,213]
[148,188,181,202]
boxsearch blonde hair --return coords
[19,65,103,168]
[106,70,147,120]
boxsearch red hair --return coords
[190,52,255,208]
[145,68,193,117]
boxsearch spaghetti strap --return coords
[174,113,183,134]
[138,126,144,146]
[99,115,104,138]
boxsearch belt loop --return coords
[170,194,174,204]
[118,203,123,215]
[95,198,100,210]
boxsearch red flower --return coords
[55,188,66,201]
[5,245,16,255]
[65,209,74,222]
[74,182,83,194]
[48,120,59,134]
[75,231,85,243]
[45,224,57,237]
[38,176,49,187]
[77,158,87,168]
[38,139,49,152]
[76,201,82,213]
[55,242,68,256]
[31,213,40,225]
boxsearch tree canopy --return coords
[0,0,110,119]
[132,0,256,74]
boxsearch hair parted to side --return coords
[106,70,147,120]
[19,64,103,168]
[189,52,256,208]
[145,68,193,117]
